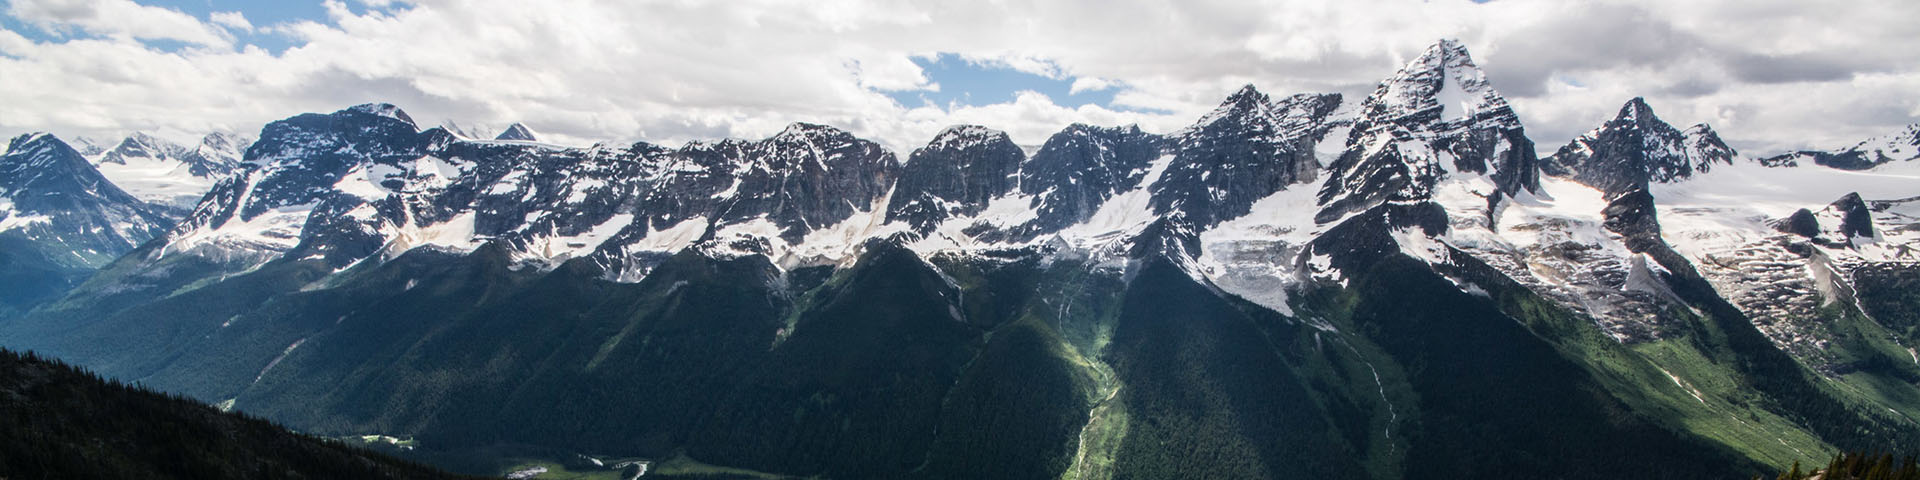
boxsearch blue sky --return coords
[883,53,1142,113]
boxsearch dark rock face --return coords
[1774,208,1822,238]
[1545,98,1737,199]
[1317,39,1540,223]
[1602,188,1665,253]
[885,126,1024,234]
[1007,124,1168,238]
[720,123,899,240]
[1767,193,1882,249]
[626,122,898,244]
[1152,87,1341,226]
[1826,192,1875,241]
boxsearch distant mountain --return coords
[0,348,466,479]
[93,131,246,210]
[1764,124,1920,170]
[494,123,539,141]
[0,133,175,316]
[1544,97,1736,198]
[4,39,1920,480]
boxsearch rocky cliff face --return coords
[1006,124,1168,239]
[885,125,1025,235]
[1151,87,1341,227]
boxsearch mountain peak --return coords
[1376,38,1500,124]
[1182,85,1289,138]
[344,103,416,127]
[926,125,1010,151]
[1761,123,1918,170]
[1224,84,1265,103]
[1620,97,1655,122]
[495,123,539,141]
[6,132,55,154]
[1546,97,1733,197]
[1316,38,1537,222]
[773,121,850,141]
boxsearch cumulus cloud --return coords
[0,0,1914,156]
[6,0,232,47]
[1069,77,1116,95]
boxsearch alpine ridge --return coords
[3,39,1919,480]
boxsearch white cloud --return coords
[209,11,253,32]
[0,0,1914,157]
[1070,77,1117,95]
[6,0,231,47]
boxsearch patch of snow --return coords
[172,202,319,253]
[1390,227,1451,265]
[1194,184,1324,316]
[505,466,548,480]
[530,213,636,259]
[628,216,709,252]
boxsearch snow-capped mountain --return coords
[163,105,902,280]
[8,39,1920,479]
[1765,124,1920,170]
[1317,38,1540,225]
[0,133,175,314]
[1,133,174,260]
[92,132,246,210]
[32,38,1917,361]
[885,125,1025,235]
[1156,88,1341,227]
[1543,97,1736,198]
[494,123,539,142]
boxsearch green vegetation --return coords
[1768,451,1920,480]
[0,348,468,479]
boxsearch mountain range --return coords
[2,39,1918,479]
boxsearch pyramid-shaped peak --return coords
[1366,38,1505,126]
[495,123,539,141]
[1403,38,1483,75]
[1620,97,1656,120]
